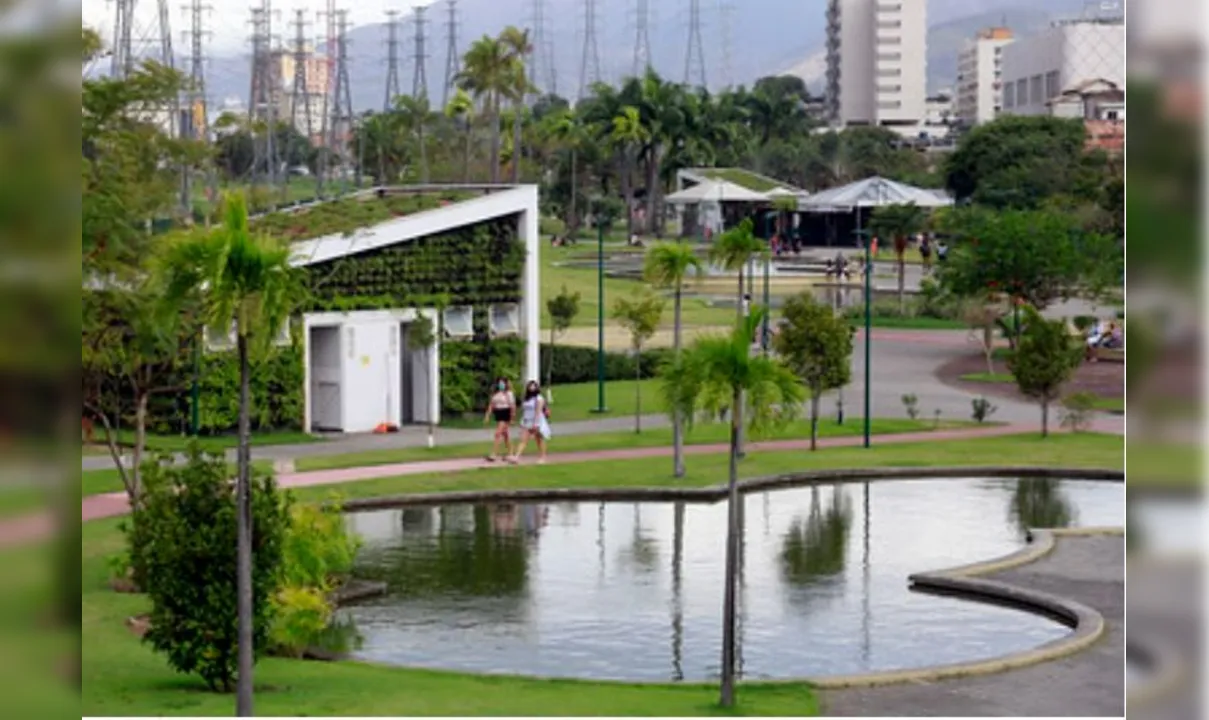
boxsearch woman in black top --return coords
[483,377,516,462]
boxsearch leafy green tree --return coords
[944,115,1102,208]
[644,242,703,475]
[659,310,803,708]
[545,286,581,402]
[612,292,666,433]
[158,192,305,715]
[772,293,854,450]
[939,206,1117,319]
[543,107,590,236]
[610,105,650,238]
[130,447,289,693]
[1006,307,1083,437]
[457,35,513,183]
[499,26,535,183]
[394,95,432,183]
[869,202,928,311]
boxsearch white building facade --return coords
[1000,18,1125,117]
[954,28,1014,127]
[825,0,928,127]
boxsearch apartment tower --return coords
[825,0,927,127]
[954,27,1014,127]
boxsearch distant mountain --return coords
[196,0,1096,112]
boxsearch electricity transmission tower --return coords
[325,9,355,189]
[384,9,403,110]
[719,1,735,89]
[181,0,214,211]
[412,5,429,101]
[632,0,653,78]
[111,0,176,82]
[248,0,279,187]
[578,0,601,101]
[530,0,556,96]
[289,7,315,183]
[442,0,461,108]
[684,0,707,88]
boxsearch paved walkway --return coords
[821,534,1125,717]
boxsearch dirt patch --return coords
[126,614,150,638]
[936,352,1124,404]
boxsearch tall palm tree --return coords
[660,310,803,708]
[544,107,591,237]
[869,202,928,312]
[498,26,534,184]
[393,95,431,183]
[444,88,476,182]
[158,192,303,716]
[457,35,512,183]
[644,242,702,477]
[610,105,649,239]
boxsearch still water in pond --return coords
[342,478,1123,681]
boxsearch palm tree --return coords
[660,310,803,708]
[457,35,512,183]
[610,105,650,239]
[644,242,702,477]
[444,88,475,182]
[394,95,431,183]
[498,26,534,184]
[869,202,928,312]
[158,192,303,716]
[545,107,588,237]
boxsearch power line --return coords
[411,5,429,101]
[684,0,707,88]
[578,0,601,100]
[442,0,461,108]
[530,0,556,96]
[289,7,315,171]
[384,9,402,111]
[326,9,355,189]
[248,0,279,187]
[719,0,735,90]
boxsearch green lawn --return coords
[959,372,1014,384]
[853,316,966,330]
[87,430,320,454]
[82,460,276,498]
[296,417,980,472]
[1126,440,1202,490]
[80,431,1123,716]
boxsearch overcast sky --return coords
[82,0,440,54]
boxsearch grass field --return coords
[294,418,980,472]
[957,373,1123,413]
[85,430,320,455]
[81,460,275,498]
[79,431,1123,716]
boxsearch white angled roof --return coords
[665,179,769,205]
[800,176,955,212]
[289,185,538,267]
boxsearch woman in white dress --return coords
[509,380,550,464]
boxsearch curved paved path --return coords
[820,533,1125,717]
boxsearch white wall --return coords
[831,0,927,126]
[1001,22,1124,116]
[836,0,876,124]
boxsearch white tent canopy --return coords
[800,176,954,212]
[665,179,769,205]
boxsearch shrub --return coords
[280,501,361,592]
[901,393,920,420]
[539,344,672,385]
[269,585,333,659]
[1071,315,1098,333]
[971,397,998,423]
[1060,392,1097,433]
[129,446,290,692]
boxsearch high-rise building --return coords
[999,17,1124,117]
[954,27,1014,127]
[825,0,927,127]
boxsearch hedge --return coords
[541,344,673,385]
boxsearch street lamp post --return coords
[860,208,872,449]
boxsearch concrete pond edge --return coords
[337,466,1124,691]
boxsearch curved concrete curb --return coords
[801,528,1117,690]
[340,465,1123,512]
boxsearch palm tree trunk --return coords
[897,250,906,313]
[490,96,502,184]
[719,386,742,708]
[672,286,685,478]
[235,334,254,717]
[1041,399,1049,438]
[644,145,659,235]
[735,269,745,456]
[620,154,634,238]
[810,392,820,451]
[132,391,148,501]
[568,148,579,237]
[511,100,523,183]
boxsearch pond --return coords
[341,477,1123,682]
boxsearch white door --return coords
[310,326,343,431]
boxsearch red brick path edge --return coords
[2,423,1101,548]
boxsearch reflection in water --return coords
[780,485,854,588]
[343,478,1123,681]
[1009,478,1075,538]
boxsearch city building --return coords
[825,0,928,128]
[954,27,1014,127]
[273,47,331,145]
[999,17,1124,117]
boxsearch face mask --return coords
[498,382,506,391]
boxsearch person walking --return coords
[483,377,516,462]
[509,380,550,464]
[919,234,932,274]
